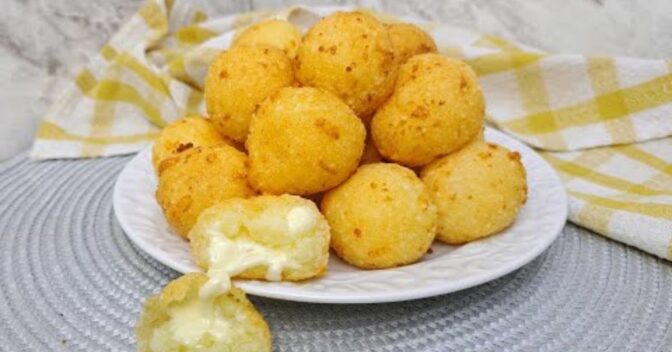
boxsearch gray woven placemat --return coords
[0,154,671,352]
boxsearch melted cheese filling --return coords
[198,206,316,300]
[150,297,232,350]
[150,205,317,350]
[286,206,317,236]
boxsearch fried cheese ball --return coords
[232,19,302,59]
[136,273,271,352]
[247,87,365,195]
[156,145,255,238]
[386,23,437,64]
[321,163,437,269]
[372,54,485,167]
[395,52,464,86]
[152,116,230,173]
[421,140,527,245]
[296,11,399,117]
[191,195,330,282]
[204,45,294,143]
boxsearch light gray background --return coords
[1,0,671,160]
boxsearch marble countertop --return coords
[1,0,670,160]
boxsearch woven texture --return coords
[0,154,671,351]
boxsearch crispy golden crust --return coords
[421,140,527,244]
[136,273,271,352]
[395,52,456,87]
[296,11,399,118]
[386,23,437,65]
[246,87,366,195]
[190,194,330,281]
[232,19,302,59]
[321,163,437,269]
[372,54,485,167]
[151,116,230,173]
[204,45,294,143]
[156,145,255,238]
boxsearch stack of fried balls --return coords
[137,11,527,352]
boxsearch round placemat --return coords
[0,154,671,352]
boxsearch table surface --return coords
[1,153,671,352]
[1,0,672,160]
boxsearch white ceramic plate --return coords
[113,127,567,304]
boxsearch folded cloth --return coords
[30,0,672,261]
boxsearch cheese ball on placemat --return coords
[156,144,255,238]
[296,11,399,118]
[372,54,485,167]
[205,45,294,143]
[247,87,365,195]
[321,163,437,269]
[136,273,271,352]
[421,140,527,245]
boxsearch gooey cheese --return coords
[151,205,317,350]
[198,206,316,299]
[286,206,317,236]
[149,297,232,350]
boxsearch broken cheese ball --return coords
[136,273,271,352]
[190,194,330,296]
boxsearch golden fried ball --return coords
[204,45,294,143]
[191,194,330,282]
[232,19,302,59]
[386,23,437,65]
[247,87,366,195]
[395,52,461,87]
[421,140,527,245]
[156,145,255,238]
[372,54,485,167]
[136,273,271,352]
[321,163,437,269]
[152,116,230,173]
[296,11,399,118]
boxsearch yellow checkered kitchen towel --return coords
[30,1,672,261]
